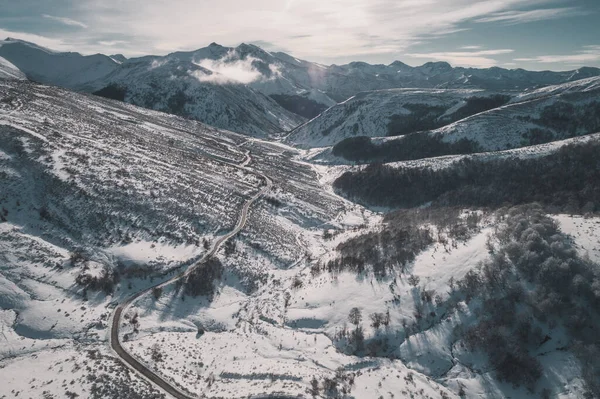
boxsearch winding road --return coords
[108,150,297,399]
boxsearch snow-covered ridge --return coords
[285,87,495,148]
[295,75,600,156]
[0,55,25,80]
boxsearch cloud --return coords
[42,14,88,28]
[191,51,271,84]
[66,0,574,63]
[514,45,600,66]
[406,48,514,68]
[98,40,127,47]
[460,45,482,50]
[474,7,586,25]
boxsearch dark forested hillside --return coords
[333,140,600,212]
[386,95,511,136]
[331,134,482,163]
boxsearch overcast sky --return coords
[0,0,599,70]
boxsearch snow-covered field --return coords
[2,78,598,399]
[554,214,600,264]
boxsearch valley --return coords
[1,36,600,399]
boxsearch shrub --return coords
[348,307,362,326]
[75,264,119,294]
[184,256,223,297]
[455,205,600,392]
[152,286,163,300]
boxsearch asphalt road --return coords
[108,151,300,399]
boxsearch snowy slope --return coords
[2,78,596,399]
[0,80,356,398]
[0,55,25,80]
[431,76,600,151]
[93,56,305,137]
[285,88,500,147]
[299,76,600,154]
[511,75,600,102]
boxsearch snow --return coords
[107,240,204,266]
[513,76,600,103]
[0,55,25,80]
[0,344,165,399]
[1,55,599,399]
[412,228,492,297]
[286,88,487,148]
[553,214,600,264]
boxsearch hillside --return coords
[331,133,600,210]
[303,76,600,163]
[0,55,25,80]
[92,56,305,138]
[0,38,119,89]
[286,88,511,148]
[1,79,465,399]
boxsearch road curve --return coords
[109,151,298,399]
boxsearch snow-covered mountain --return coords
[291,76,600,151]
[322,61,600,100]
[286,88,512,148]
[430,76,600,150]
[0,39,305,137]
[2,37,599,139]
[91,55,305,138]
[151,42,600,111]
[0,38,119,89]
[124,42,339,118]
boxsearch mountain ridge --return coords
[1,37,599,138]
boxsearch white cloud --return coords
[42,14,88,29]
[460,45,482,50]
[514,45,600,65]
[191,51,271,84]
[98,40,127,47]
[474,7,585,25]
[68,0,572,63]
[406,49,514,68]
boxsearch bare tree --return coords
[348,307,362,326]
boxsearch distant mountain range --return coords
[1,37,599,137]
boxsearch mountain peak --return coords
[419,61,453,74]
[389,60,412,70]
